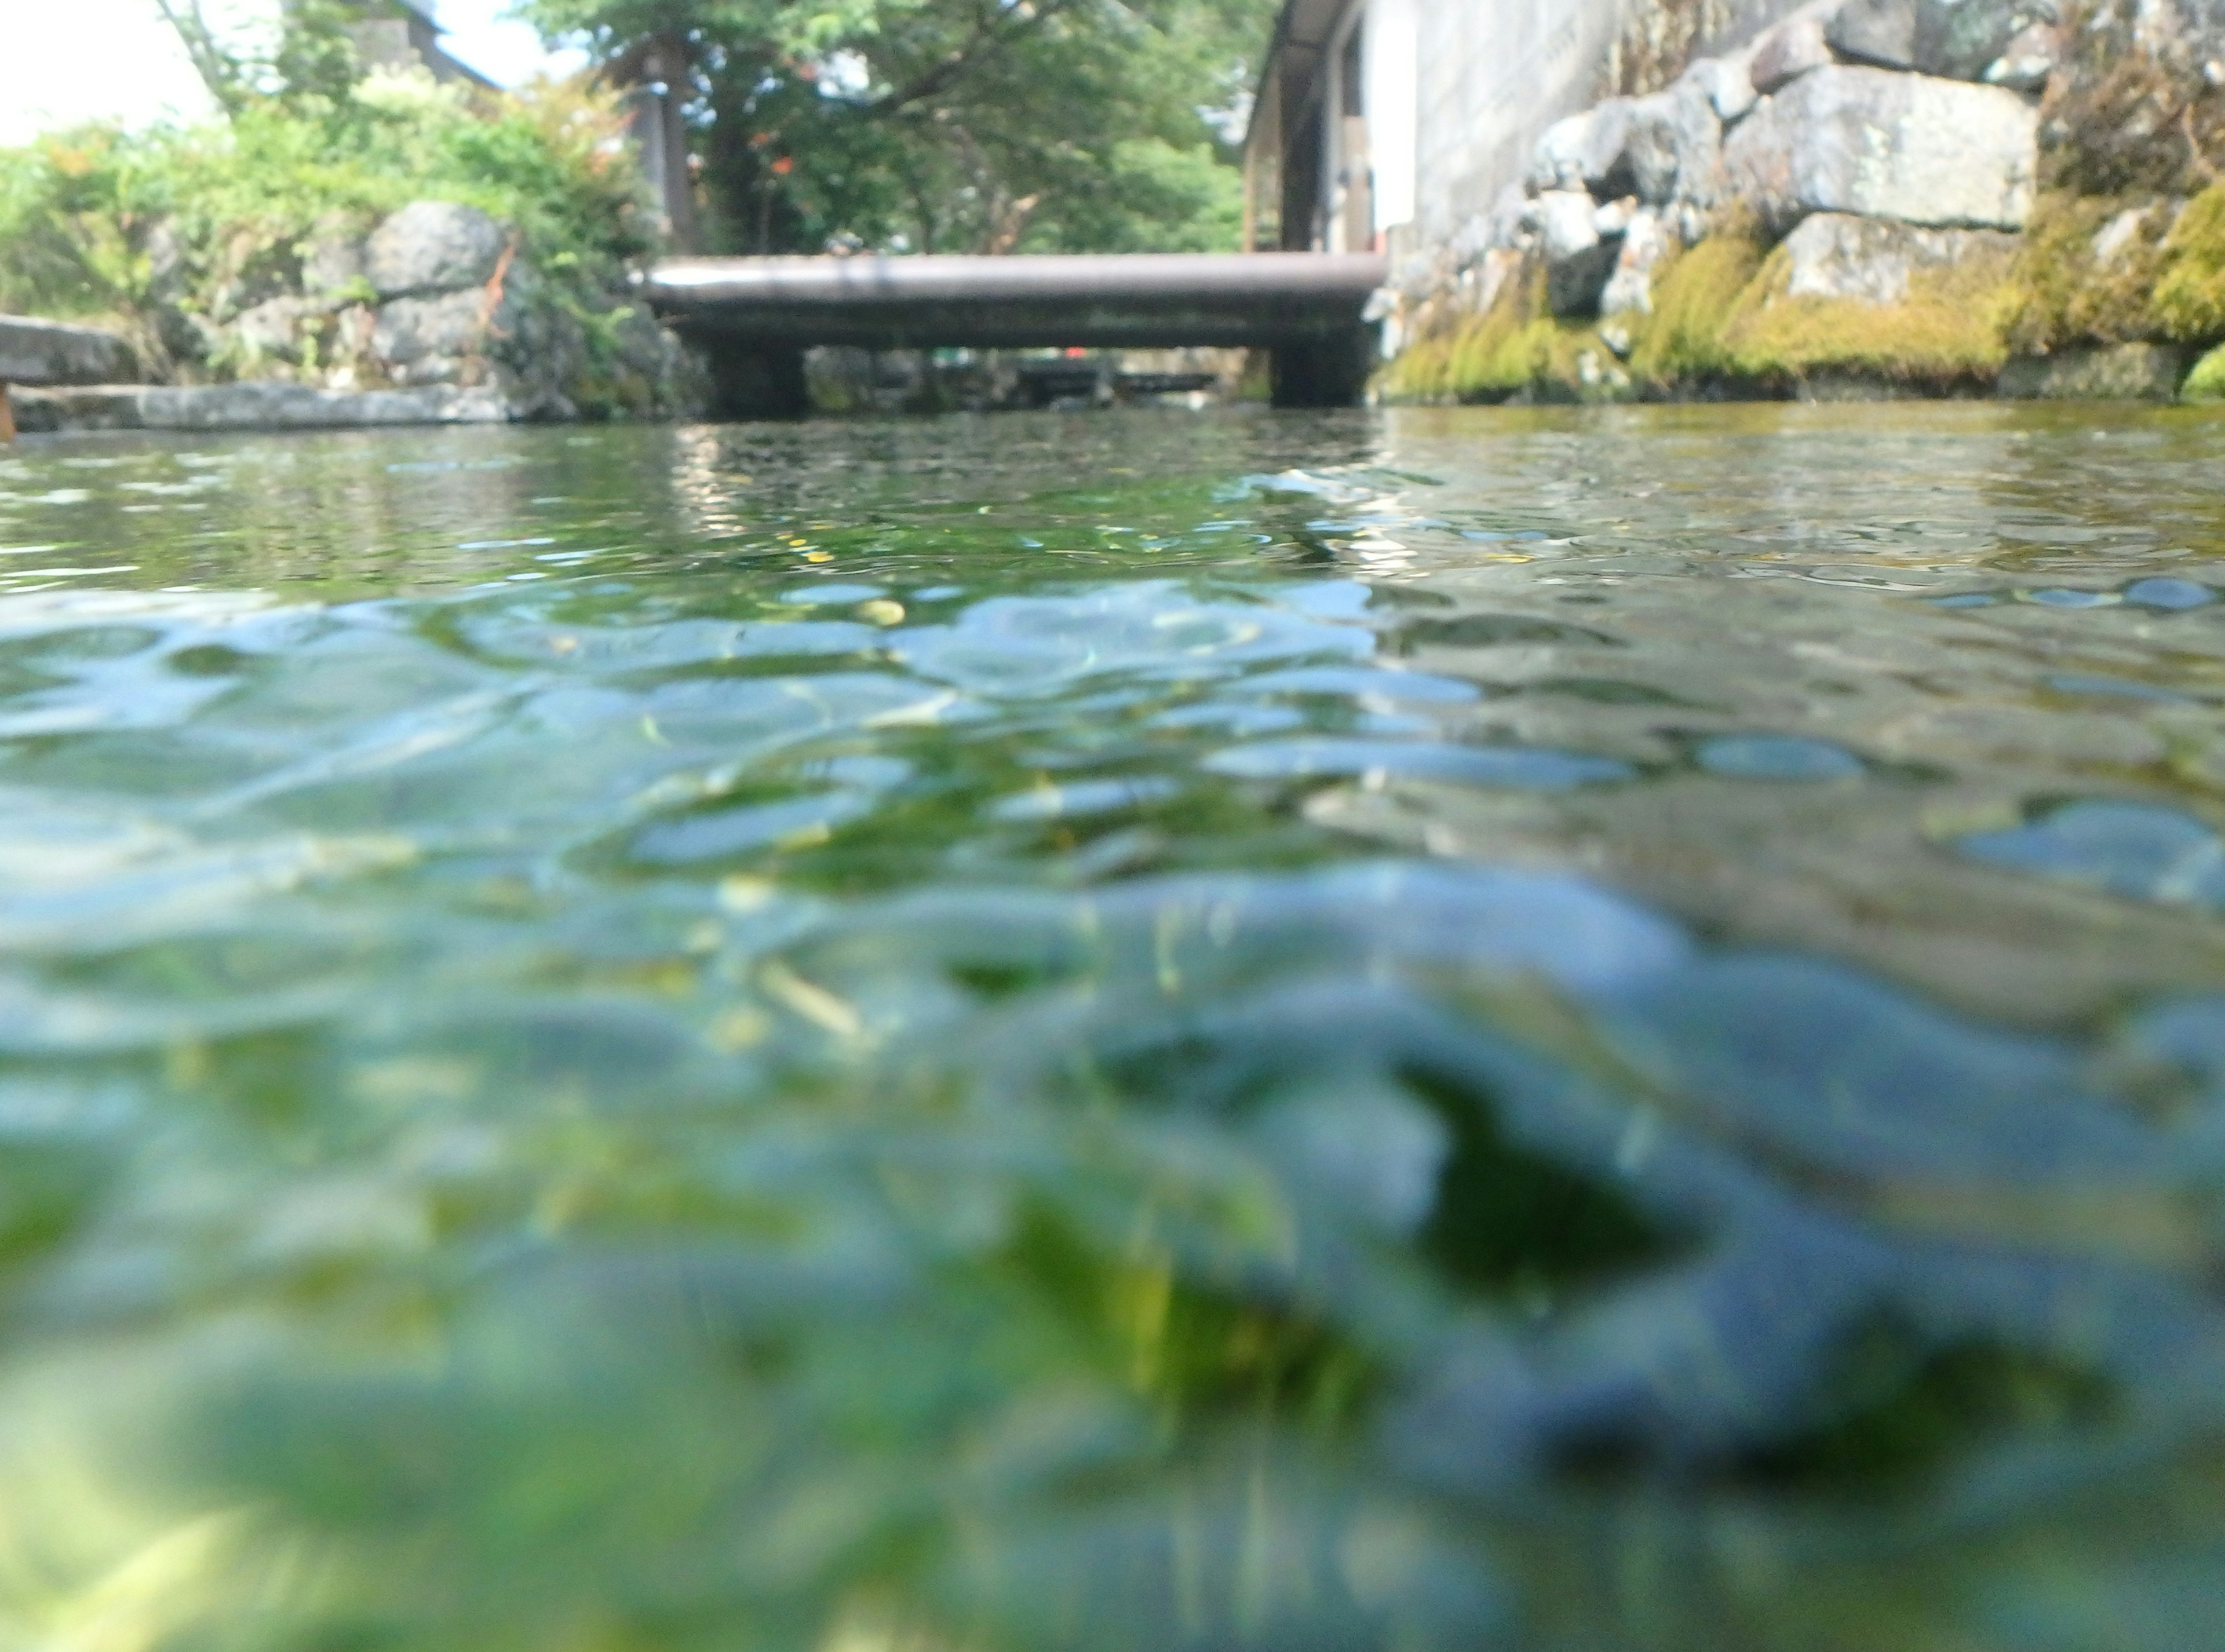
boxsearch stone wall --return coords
[1403,0,1807,291]
[150,199,704,422]
[1385,0,2225,403]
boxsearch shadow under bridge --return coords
[642,252,1389,415]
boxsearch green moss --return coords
[2000,191,2173,354]
[1626,226,1768,383]
[2153,183,2225,344]
[1625,216,2010,392]
[1720,240,2017,385]
[1392,204,2023,402]
[2187,342,2225,401]
[1381,262,1624,404]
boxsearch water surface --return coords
[2,404,2224,1650]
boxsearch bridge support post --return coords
[1270,324,1377,410]
[703,341,810,421]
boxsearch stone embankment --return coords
[11,199,703,435]
[1385,0,2225,404]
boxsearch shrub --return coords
[0,69,656,378]
[2187,342,2225,402]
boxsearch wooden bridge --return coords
[642,251,1389,414]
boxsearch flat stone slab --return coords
[0,316,138,386]
[13,381,516,433]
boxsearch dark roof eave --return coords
[1241,0,1351,156]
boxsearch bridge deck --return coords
[644,252,1388,352]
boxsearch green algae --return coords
[1392,186,2212,402]
[1391,206,2015,404]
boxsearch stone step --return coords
[0,316,141,443]
[0,316,138,386]
[11,381,519,433]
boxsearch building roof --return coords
[1243,0,1351,163]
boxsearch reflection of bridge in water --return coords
[642,252,1388,416]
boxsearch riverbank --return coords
[1381,0,2225,406]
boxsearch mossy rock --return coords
[2002,184,2225,355]
[1631,215,2014,395]
[2154,184,2225,345]
[2000,191,2174,355]
[1389,204,2029,403]
[1627,229,1767,386]
[1377,262,1632,405]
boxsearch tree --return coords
[154,0,375,118]
[154,0,255,115]
[517,0,1275,255]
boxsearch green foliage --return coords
[0,71,654,381]
[2187,342,2225,401]
[519,0,1272,254]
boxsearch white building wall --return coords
[1363,0,1419,231]
[1389,0,1805,268]
[1411,0,1628,253]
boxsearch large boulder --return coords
[228,296,321,367]
[1999,344,2191,400]
[1526,101,1638,198]
[1624,79,1725,205]
[1826,0,1917,68]
[1750,4,1840,93]
[371,289,491,385]
[1916,0,2063,82]
[1778,212,2022,303]
[1683,54,1759,124]
[1723,66,2039,231]
[1825,0,2064,81]
[366,201,507,300]
[302,215,368,300]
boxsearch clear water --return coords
[1,403,2223,1651]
